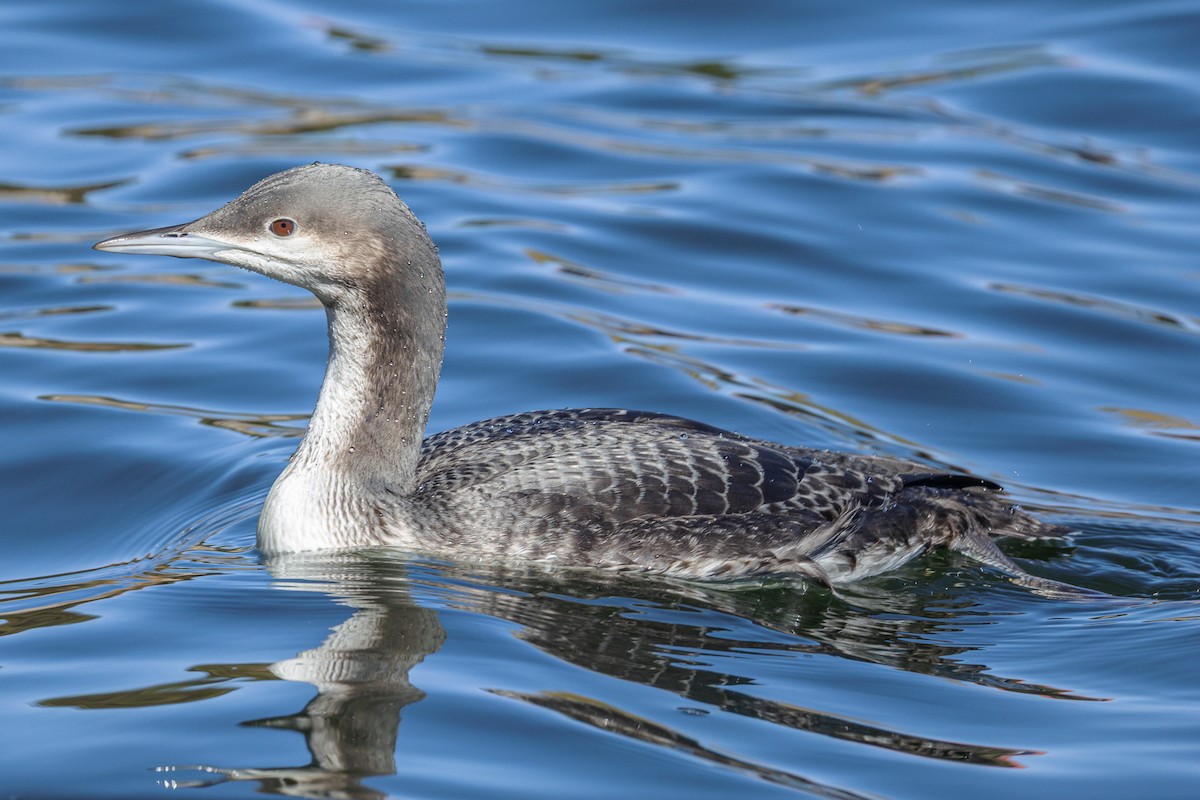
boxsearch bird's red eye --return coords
[270,218,297,237]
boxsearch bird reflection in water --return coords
[41,554,1101,799]
[157,553,446,799]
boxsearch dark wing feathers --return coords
[418,408,906,523]
[413,408,1080,592]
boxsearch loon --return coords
[94,163,1082,594]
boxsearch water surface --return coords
[1,2,1198,798]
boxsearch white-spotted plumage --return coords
[94,163,1088,595]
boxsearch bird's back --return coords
[410,408,1069,588]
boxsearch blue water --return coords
[2,1,1198,797]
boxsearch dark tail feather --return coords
[902,473,1004,492]
[903,473,1071,541]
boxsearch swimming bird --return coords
[94,163,1081,593]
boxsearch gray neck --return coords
[293,260,446,493]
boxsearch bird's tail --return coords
[902,482,1102,598]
